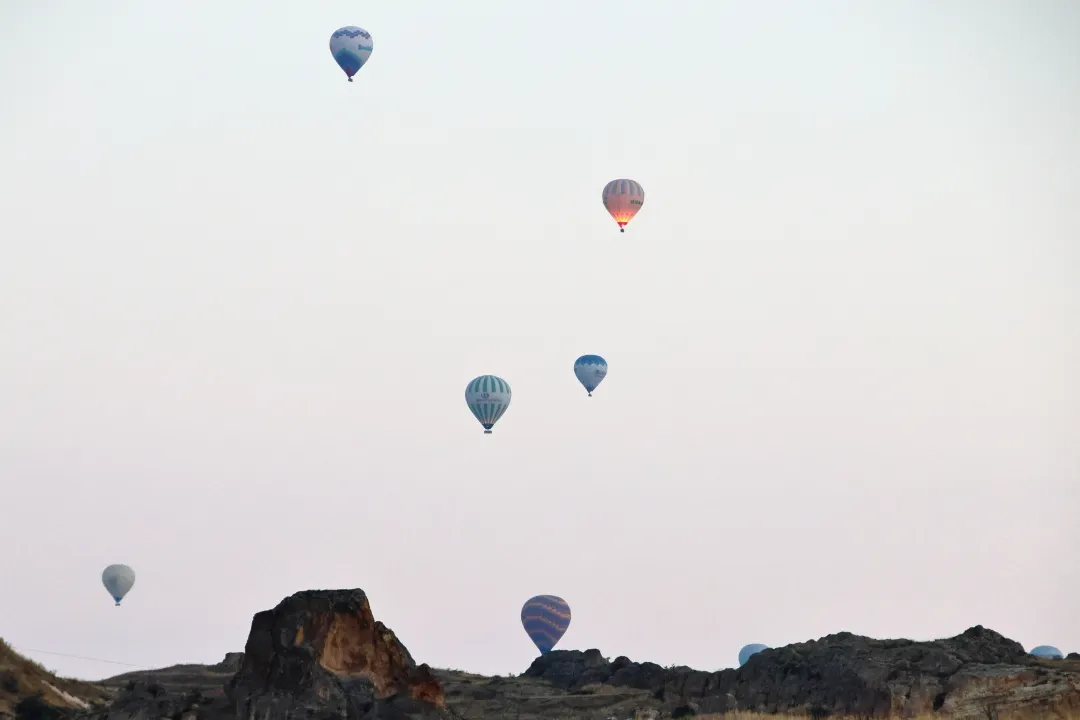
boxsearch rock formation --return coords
[85,589,447,720]
[226,589,446,720]
[520,625,1080,718]
[73,598,1080,720]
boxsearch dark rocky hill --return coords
[511,628,1080,718]
[8,588,1078,720]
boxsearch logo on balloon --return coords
[480,392,490,399]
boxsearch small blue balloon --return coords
[573,355,608,396]
[738,643,769,667]
[1030,645,1063,659]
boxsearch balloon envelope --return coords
[602,179,645,231]
[102,564,136,606]
[573,355,608,396]
[738,643,769,666]
[1030,645,1063,659]
[329,26,374,80]
[465,375,511,434]
[521,595,571,655]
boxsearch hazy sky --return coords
[1,0,1076,681]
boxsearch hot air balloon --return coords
[465,375,511,434]
[573,355,608,397]
[102,564,136,606]
[602,179,645,232]
[521,595,571,655]
[738,643,769,666]
[329,26,374,82]
[1030,645,1063,659]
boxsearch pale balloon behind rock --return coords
[738,643,769,667]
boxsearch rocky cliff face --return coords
[227,589,445,720]
[86,589,448,720]
[76,591,1080,720]
[519,625,1080,718]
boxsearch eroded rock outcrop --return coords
[83,617,1080,720]
[522,626,1080,718]
[227,589,446,720]
[84,589,447,720]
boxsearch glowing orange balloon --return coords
[601,179,645,232]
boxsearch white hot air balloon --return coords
[102,564,136,606]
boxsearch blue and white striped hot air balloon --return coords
[521,595,571,655]
[573,355,608,397]
[465,375,511,434]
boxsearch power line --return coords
[15,647,143,668]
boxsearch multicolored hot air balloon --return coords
[465,375,511,434]
[329,26,374,82]
[602,179,645,232]
[573,355,608,397]
[521,595,571,655]
[102,564,135,606]
[1030,645,1063,659]
[738,643,769,666]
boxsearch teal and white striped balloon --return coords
[465,375,511,434]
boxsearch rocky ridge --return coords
[513,627,1080,718]
[5,589,1078,720]
[89,589,449,720]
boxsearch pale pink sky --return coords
[0,0,1076,680]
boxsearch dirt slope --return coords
[0,640,111,720]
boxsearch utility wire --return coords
[14,647,144,668]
